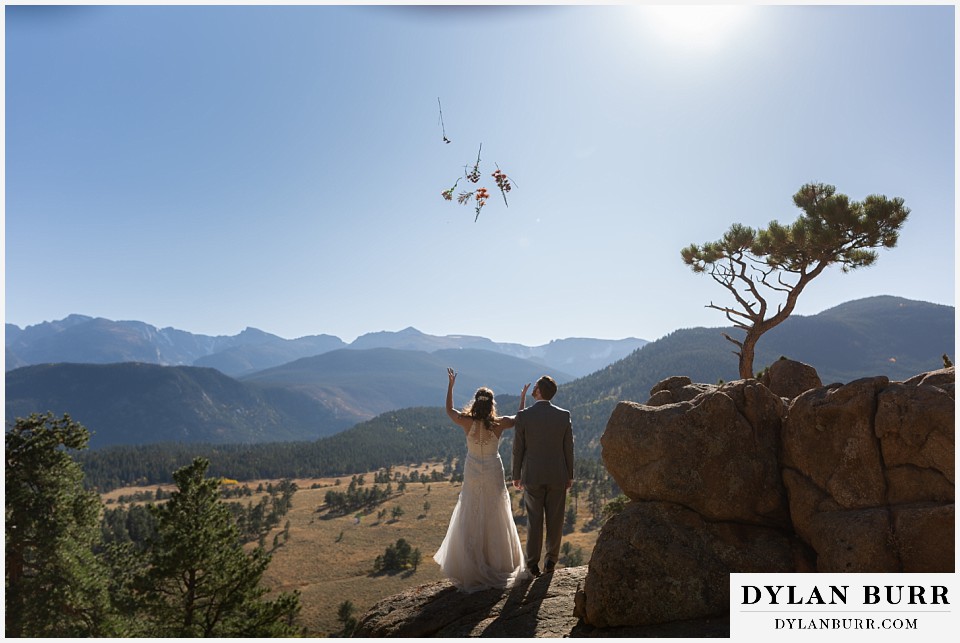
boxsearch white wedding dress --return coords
[433,421,529,592]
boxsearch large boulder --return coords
[602,380,789,527]
[781,369,955,572]
[582,501,810,628]
[875,381,954,504]
[646,376,717,407]
[759,357,823,399]
[781,377,890,528]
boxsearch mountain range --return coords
[5,317,647,379]
[4,296,954,453]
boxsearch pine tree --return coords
[137,457,300,637]
[564,504,577,534]
[410,548,422,571]
[682,182,909,378]
[5,413,116,637]
[587,483,603,526]
[337,600,357,636]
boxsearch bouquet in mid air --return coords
[437,99,515,222]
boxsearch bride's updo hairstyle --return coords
[463,387,498,429]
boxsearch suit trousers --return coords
[523,482,567,568]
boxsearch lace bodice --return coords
[467,420,500,457]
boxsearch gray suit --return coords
[512,400,574,570]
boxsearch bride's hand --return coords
[447,367,457,386]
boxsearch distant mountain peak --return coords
[63,313,95,324]
[237,327,279,341]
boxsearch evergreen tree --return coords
[682,182,909,378]
[373,538,418,574]
[336,600,357,636]
[587,483,603,526]
[394,538,412,563]
[410,548,422,571]
[560,542,584,567]
[564,504,577,534]
[5,413,115,637]
[137,457,300,637]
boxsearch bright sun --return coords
[637,5,752,49]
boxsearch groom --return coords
[512,375,574,577]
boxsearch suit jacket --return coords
[512,400,574,485]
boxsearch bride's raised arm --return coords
[445,368,460,421]
[445,368,471,432]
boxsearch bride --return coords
[433,368,532,592]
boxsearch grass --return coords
[101,462,600,637]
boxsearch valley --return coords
[102,463,601,637]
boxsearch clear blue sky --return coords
[4,4,955,346]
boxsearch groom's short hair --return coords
[536,375,558,400]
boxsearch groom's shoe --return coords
[528,564,541,578]
[544,561,556,574]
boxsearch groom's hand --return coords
[513,480,523,490]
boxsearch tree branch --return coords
[708,255,764,324]
[720,332,744,360]
[730,254,767,322]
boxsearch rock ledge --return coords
[354,566,728,638]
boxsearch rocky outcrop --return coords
[353,566,729,637]
[581,501,808,628]
[354,568,588,637]
[602,379,789,526]
[782,370,955,572]
[582,362,954,628]
[587,378,809,627]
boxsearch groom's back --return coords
[516,401,573,485]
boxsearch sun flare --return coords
[637,5,752,49]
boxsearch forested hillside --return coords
[5,362,351,447]
[78,407,463,491]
